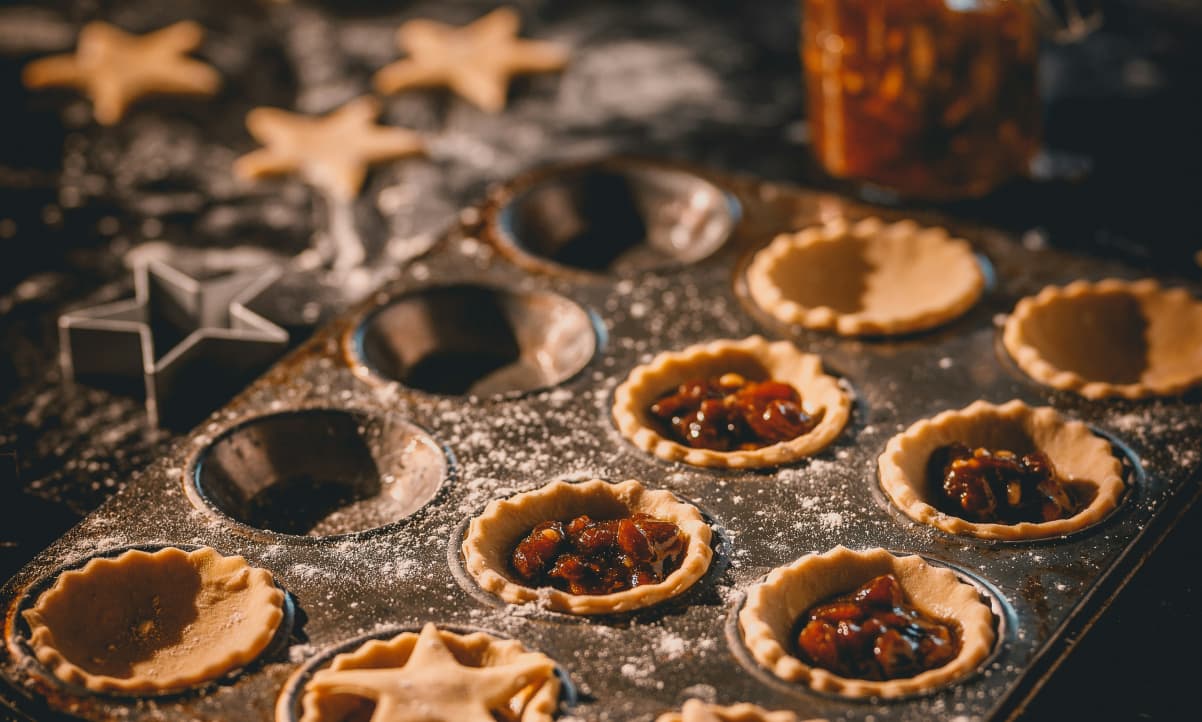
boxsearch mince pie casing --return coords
[612,336,850,468]
[878,399,1124,541]
[21,546,285,694]
[738,546,995,698]
[1003,278,1202,399]
[745,217,984,336]
[462,478,712,614]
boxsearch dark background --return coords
[1,0,1200,719]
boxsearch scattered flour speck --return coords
[819,511,844,530]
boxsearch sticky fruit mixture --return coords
[647,373,821,451]
[794,573,961,681]
[510,514,687,595]
[928,443,1080,524]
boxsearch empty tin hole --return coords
[192,409,447,537]
[353,284,597,396]
[494,160,738,274]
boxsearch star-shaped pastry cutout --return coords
[22,20,221,125]
[234,96,424,201]
[306,623,556,722]
[373,6,568,113]
[58,260,287,428]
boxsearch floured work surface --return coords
[1,166,1199,722]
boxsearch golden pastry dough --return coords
[1002,278,1202,399]
[738,547,995,698]
[234,96,424,201]
[878,399,1125,540]
[656,699,822,722]
[745,218,984,336]
[294,623,558,722]
[461,479,712,615]
[22,546,284,694]
[22,21,220,125]
[612,336,850,468]
[373,7,568,113]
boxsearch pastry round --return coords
[656,699,819,722]
[292,623,559,722]
[461,479,713,614]
[738,546,996,698]
[611,336,850,468]
[1002,278,1202,399]
[21,546,285,694]
[879,399,1124,540]
[745,217,984,336]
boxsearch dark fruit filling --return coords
[647,372,822,451]
[510,513,686,595]
[795,573,961,681]
[928,443,1080,524]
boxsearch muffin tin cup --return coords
[602,360,866,476]
[872,425,1146,547]
[344,282,603,399]
[5,543,297,701]
[446,481,735,622]
[723,551,1015,704]
[483,157,742,278]
[186,407,452,540]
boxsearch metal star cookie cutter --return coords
[58,260,288,429]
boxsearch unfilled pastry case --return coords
[1,159,1200,722]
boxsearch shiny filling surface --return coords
[510,514,686,595]
[928,443,1080,524]
[794,574,961,681]
[647,373,821,451]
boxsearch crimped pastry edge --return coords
[611,336,850,468]
[878,399,1126,541]
[1002,277,1202,399]
[22,546,284,694]
[296,624,559,722]
[737,546,996,699]
[745,217,984,336]
[655,698,824,722]
[461,479,713,614]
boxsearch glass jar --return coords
[801,0,1041,201]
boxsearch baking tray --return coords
[1,158,1199,722]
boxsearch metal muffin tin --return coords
[2,157,1199,722]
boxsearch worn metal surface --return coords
[2,0,1201,720]
[2,161,1199,721]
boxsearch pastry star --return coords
[22,20,220,125]
[234,96,424,201]
[307,623,555,722]
[373,6,568,113]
